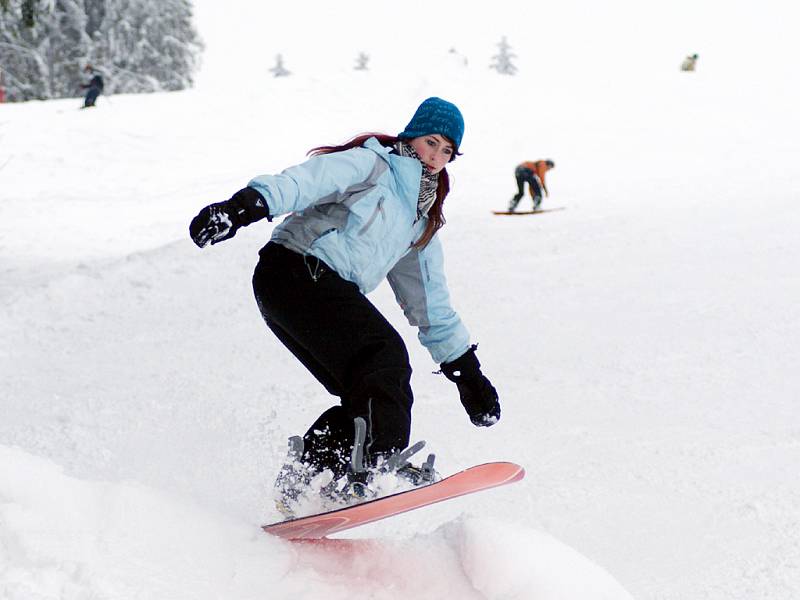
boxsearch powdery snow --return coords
[0,447,631,599]
[2,1,799,599]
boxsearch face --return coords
[409,134,454,174]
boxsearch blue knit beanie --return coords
[398,97,464,150]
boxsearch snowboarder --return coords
[189,97,501,517]
[508,159,555,212]
[80,65,104,108]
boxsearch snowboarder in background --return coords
[681,54,699,72]
[508,159,555,212]
[189,97,500,518]
[80,65,104,108]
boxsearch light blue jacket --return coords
[247,137,470,364]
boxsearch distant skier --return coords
[681,54,699,72]
[189,97,501,518]
[508,159,555,212]
[80,65,104,108]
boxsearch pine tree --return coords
[270,53,290,77]
[354,52,369,71]
[0,0,202,102]
[0,0,92,101]
[87,0,202,93]
[21,0,36,27]
[490,36,517,75]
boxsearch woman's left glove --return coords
[189,187,269,248]
[441,345,501,427]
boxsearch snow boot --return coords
[273,436,318,518]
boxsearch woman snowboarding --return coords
[189,97,500,516]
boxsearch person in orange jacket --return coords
[508,159,554,212]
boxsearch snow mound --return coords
[0,445,632,600]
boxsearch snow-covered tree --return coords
[86,0,202,94]
[490,36,517,75]
[270,53,290,77]
[21,0,38,27]
[0,0,202,102]
[0,0,91,101]
[354,52,369,71]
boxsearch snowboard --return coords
[492,207,565,215]
[262,461,525,540]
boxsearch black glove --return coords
[189,187,269,248]
[441,345,501,427]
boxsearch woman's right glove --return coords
[189,187,269,248]
[440,345,501,427]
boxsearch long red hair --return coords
[308,133,450,249]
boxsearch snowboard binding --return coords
[274,417,438,519]
[343,417,438,500]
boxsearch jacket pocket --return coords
[358,197,385,235]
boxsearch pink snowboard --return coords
[263,461,525,540]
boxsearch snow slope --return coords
[2,1,800,598]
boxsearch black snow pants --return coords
[509,166,543,210]
[252,241,413,478]
[84,86,101,107]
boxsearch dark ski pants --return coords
[252,242,413,477]
[509,166,542,210]
[84,87,100,107]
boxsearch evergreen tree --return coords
[21,0,37,28]
[0,0,202,102]
[354,51,369,71]
[490,36,517,75]
[0,0,91,101]
[269,53,290,77]
[87,0,202,93]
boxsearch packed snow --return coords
[2,1,799,599]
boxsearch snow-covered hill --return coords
[2,1,799,599]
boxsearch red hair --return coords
[308,133,449,249]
